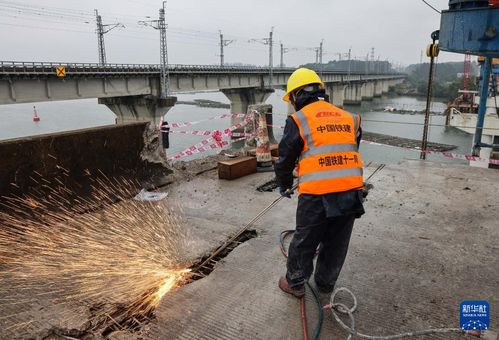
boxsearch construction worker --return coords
[275,68,365,298]
[160,118,170,159]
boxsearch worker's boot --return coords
[278,276,305,298]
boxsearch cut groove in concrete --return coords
[256,178,279,192]
[100,229,258,338]
[189,229,258,279]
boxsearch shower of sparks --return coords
[0,173,191,336]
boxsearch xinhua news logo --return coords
[460,301,490,331]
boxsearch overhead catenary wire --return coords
[0,0,389,65]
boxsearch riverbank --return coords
[362,131,455,151]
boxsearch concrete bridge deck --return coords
[2,159,496,339]
[140,160,498,340]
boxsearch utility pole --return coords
[319,39,324,76]
[319,40,324,65]
[280,42,288,68]
[219,31,234,67]
[95,9,124,65]
[269,27,274,85]
[348,48,352,78]
[279,42,296,68]
[370,47,375,72]
[159,3,169,98]
[139,1,170,98]
[308,46,320,63]
[249,27,274,85]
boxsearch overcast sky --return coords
[0,0,465,67]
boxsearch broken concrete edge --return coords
[0,122,173,200]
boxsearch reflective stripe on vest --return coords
[294,109,360,154]
[300,167,363,182]
[292,101,363,195]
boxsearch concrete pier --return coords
[361,82,375,100]
[344,82,363,105]
[99,95,177,125]
[222,88,274,145]
[221,88,274,115]
[327,83,347,108]
[374,80,384,97]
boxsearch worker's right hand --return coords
[278,187,294,199]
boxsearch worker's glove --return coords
[278,187,294,199]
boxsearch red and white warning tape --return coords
[267,123,499,165]
[168,136,246,161]
[168,113,245,129]
[166,127,245,137]
[168,119,249,161]
[165,112,499,166]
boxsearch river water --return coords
[0,91,473,165]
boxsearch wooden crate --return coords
[218,156,257,180]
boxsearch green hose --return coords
[280,230,324,340]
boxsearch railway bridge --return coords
[0,61,405,123]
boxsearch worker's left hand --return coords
[278,187,294,198]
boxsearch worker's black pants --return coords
[286,214,355,290]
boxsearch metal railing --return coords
[0,61,405,78]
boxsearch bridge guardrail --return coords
[0,61,405,78]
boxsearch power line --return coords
[0,0,94,16]
[0,12,92,27]
[0,3,92,20]
[0,21,93,34]
[0,2,338,59]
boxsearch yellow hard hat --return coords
[283,68,324,102]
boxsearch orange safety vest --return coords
[291,100,363,195]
